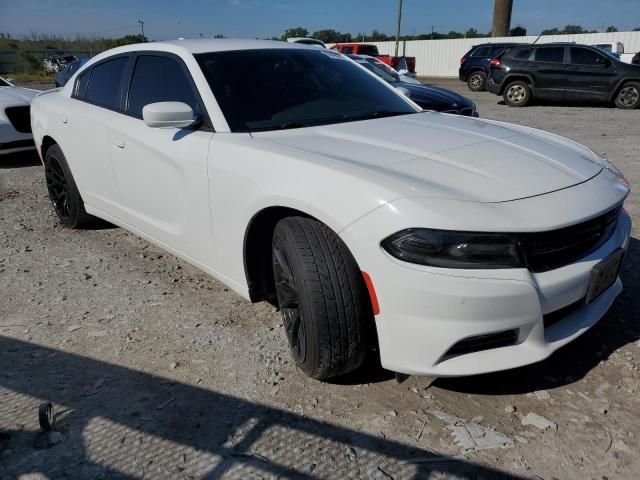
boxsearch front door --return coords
[565,47,618,101]
[108,53,215,265]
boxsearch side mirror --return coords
[142,102,197,129]
[397,69,409,76]
[394,86,411,98]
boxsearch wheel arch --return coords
[609,78,640,102]
[465,67,486,81]
[40,135,58,160]
[499,74,535,95]
[243,206,315,304]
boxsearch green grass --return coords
[3,71,54,84]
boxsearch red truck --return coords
[330,43,416,74]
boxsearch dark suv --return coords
[459,43,521,91]
[487,43,640,109]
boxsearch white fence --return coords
[368,31,640,77]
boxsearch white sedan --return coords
[30,40,631,380]
[1,77,39,155]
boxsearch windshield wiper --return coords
[341,110,411,122]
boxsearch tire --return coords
[503,80,532,107]
[271,217,372,380]
[614,82,640,109]
[44,144,97,228]
[467,71,487,91]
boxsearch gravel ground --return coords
[1,78,639,480]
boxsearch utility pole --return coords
[138,18,145,41]
[394,0,403,57]
[492,0,513,37]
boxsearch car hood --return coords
[402,83,472,110]
[0,86,39,107]
[251,112,604,203]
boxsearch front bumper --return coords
[342,206,632,377]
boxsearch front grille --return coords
[445,329,519,357]
[5,106,31,133]
[543,298,584,329]
[521,206,621,273]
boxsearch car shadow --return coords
[496,98,615,109]
[436,236,640,395]
[0,150,41,169]
[0,336,526,479]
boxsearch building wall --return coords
[367,31,640,77]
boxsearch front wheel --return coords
[615,82,640,109]
[467,71,487,91]
[272,217,372,380]
[503,80,532,107]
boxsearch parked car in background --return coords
[365,56,421,84]
[487,43,640,109]
[55,58,89,87]
[459,42,522,91]
[590,42,635,64]
[286,37,326,48]
[31,40,631,380]
[43,53,78,73]
[1,77,39,155]
[331,43,416,74]
[348,54,477,116]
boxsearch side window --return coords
[126,55,200,118]
[73,69,91,99]
[570,47,607,65]
[490,46,506,56]
[512,48,532,60]
[341,46,354,54]
[85,56,129,109]
[533,47,564,63]
[472,46,491,57]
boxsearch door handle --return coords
[113,138,125,149]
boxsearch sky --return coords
[1,0,639,40]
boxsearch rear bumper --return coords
[0,138,35,155]
[486,77,501,95]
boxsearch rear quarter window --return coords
[471,46,491,57]
[533,47,564,63]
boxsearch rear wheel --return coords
[614,82,640,109]
[503,80,531,107]
[467,71,487,91]
[272,217,371,380]
[44,144,97,228]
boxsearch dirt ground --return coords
[1,78,639,480]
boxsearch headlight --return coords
[381,228,524,269]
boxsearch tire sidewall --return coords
[467,71,487,91]
[615,82,640,110]
[44,145,83,228]
[272,228,322,377]
[503,81,531,107]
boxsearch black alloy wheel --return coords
[273,240,307,363]
[45,154,71,221]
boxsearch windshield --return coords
[195,48,417,132]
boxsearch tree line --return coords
[281,25,640,43]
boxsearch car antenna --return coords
[532,33,543,45]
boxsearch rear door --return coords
[528,46,567,99]
[64,54,130,215]
[566,46,618,101]
[107,52,215,264]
